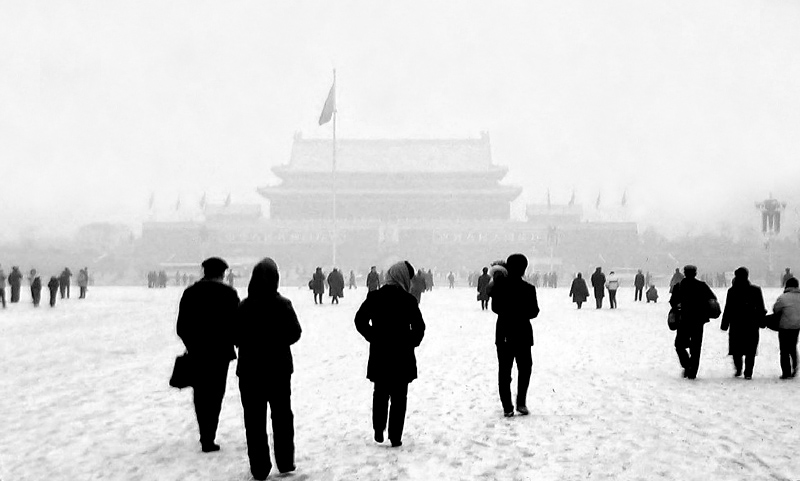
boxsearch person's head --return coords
[201,257,228,280]
[734,267,749,284]
[370,266,376,272]
[506,253,528,278]
[637,269,642,274]
[482,267,488,274]
[248,257,279,297]
[786,268,791,273]
[595,267,601,272]
[675,268,680,273]
[683,265,697,279]
[786,277,799,289]
[385,260,415,293]
[576,272,582,278]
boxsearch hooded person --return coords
[720,267,765,379]
[354,260,426,448]
[569,273,590,309]
[235,258,302,480]
[176,257,240,453]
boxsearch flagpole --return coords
[332,69,337,267]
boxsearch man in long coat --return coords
[366,266,380,292]
[569,273,589,309]
[670,265,717,379]
[311,267,325,304]
[720,267,765,379]
[8,266,22,303]
[177,257,240,452]
[634,270,645,302]
[590,267,606,309]
[476,267,492,310]
[327,268,345,304]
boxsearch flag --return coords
[568,190,575,206]
[596,192,601,209]
[621,190,627,207]
[546,189,551,209]
[199,193,206,209]
[148,193,155,210]
[318,81,336,126]
[175,197,181,211]
[224,193,231,207]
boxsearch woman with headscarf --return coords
[354,260,426,448]
[569,273,590,309]
[720,267,765,379]
[235,258,302,480]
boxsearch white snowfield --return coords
[0,285,797,481]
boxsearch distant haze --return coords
[1,0,799,241]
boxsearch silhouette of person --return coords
[670,265,717,379]
[569,273,589,309]
[720,267,765,379]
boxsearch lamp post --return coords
[755,195,787,286]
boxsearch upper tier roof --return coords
[276,132,502,174]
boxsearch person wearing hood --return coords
[235,258,301,480]
[8,266,22,303]
[409,268,427,304]
[311,267,325,305]
[569,273,589,309]
[720,267,766,379]
[476,267,492,311]
[590,267,606,309]
[176,257,240,453]
[773,277,800,379]
[606,271,620,309]
[491,253,539,417]
[670,265,717,380]
[354,261,425,448]
[327,267,345,304]
[29,269,42,307]
[47,276,60,307]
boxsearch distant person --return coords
[590,267,606,309]
[646,285,659,303]
[78,268,89,299]
[447,271,455,289]
[645,271,652,287]
[606,271,620,309]
[0,264,6,308]
[47,276,60,307]
[175,271,181,286]
[235,258,301,480]
[669,268,684,294]
[311,267,325,305]
[476,267,492,310]
[550,272,558,288]
[491,253,539,417]
[410,268,427,304]
[354,260,425,447]
[176,257,240,453]
[720,267,765,379]
[349,270,357,290]
[569,273,589,309]
[783,268,793,287]
[29,269,42,307]
[9,266,22,303]
[58,267,72,299]
[366,266,380,292]
[426,269,434,291]
[670,265,717,379]
[773,277,800,379]
[226,269,236,287]
[634,270,645,302]
[327,267,344,304]
[182,272,189,286]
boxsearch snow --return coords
[1,285,798,481]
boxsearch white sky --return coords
[1,0,799,241]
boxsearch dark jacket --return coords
[590,270,606,298]
[354,285,426,383]
[669,271,684,293]
[59,269,72,286]
[569,276,589,303]
[177,279,240,363]
[634,273,645,289]
[327,269,345,298]
[410,272,426,303]
[477,273,492,301]
[491,276,539,346]
[720,281,765,356]
[366,271,380,291]
[669,277,716,326]
[311,269,326,294]
[47,277,59,291]
[8,268,22,287]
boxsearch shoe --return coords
[516,406,530,416]
[734,369,742,377]
[503,411,514,418]
[390,440,402,447]
[744,375,752,380]
[201,442,220,453]
[780,374,792,380]
[278,465,296,474]
[251,470,269,481]
[374,430,384,443]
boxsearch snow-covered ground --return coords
[1,284,798,481]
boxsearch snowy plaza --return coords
[1,284,798,481]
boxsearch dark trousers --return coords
[49,289,57,307]
[192,362,229,447]
[59,284,66,299]
[239,375,295,476]
[732,354,755,377]
[608,290,617,309]
[373,381,409,443]
[496,343,532,412]
[576,301,583,309]
[31,287,41,307]
[675,323,705,378]
[331,295,339,304]
[314,293,322,304]
[10,285,20,303]
[779,329,799,377]
[79,286,86,298]
[481,299,488,310]
[595,294,603,309]
[0,288,5,308]
[634,287,643,301]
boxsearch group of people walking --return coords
[566,268,657,309]
[0,265,87,308]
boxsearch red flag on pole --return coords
[318,81,336,126]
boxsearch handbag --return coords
[667,309,680,331]
[707,299,721,319]
[169,352,194,389]
[764,313,780,332]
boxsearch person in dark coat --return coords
[311,267,325,304]
[477,267,492,310]
[235,258,301,480]
[366,266,380,292]
[47,276,59,307]
[720,267,765,379]
[669,268,684,293]
[9,266,22,303]
[409,268,427,304]
[634,270,645,302]
[327,268,345,304]
[590,267,605,309]
[670,265,717,380]
[354,260,426,448]
[491,253,539,417]
[646,285,659,303]
[58,268,72,299]
[29,269,42,307]
[569,273,589,309]
[176,257,240,453]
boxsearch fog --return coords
[1,0,799,242]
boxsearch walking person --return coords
[669,268,684,294]
[634,269,645,301]
[670,265,718,379]
[773,277,800,379]
[720,267,765,379]
[354,261,426,447]
[569,273,589,309]
[491,253,539,417]
[0,264,6,308]
[327,267,344,304]
[77,268,89,299]
[176,257,240,452]
[590,267,605,309]
[477,267,492,311]
[235,258,301,480]
[783,268,793,287]
[59,268,72,299]
[447,271,455,289]
[9,266,22,303]
[349,270,357,290]
[410,268,427,304]
[606,271,620,309]
[366,266,381,292]
[29,269,42,307]
[47,276,59,307]
[311,267,325,305]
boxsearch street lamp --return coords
[755,195,787,286]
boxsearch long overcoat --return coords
[476,273,492,301]
[720,282,765,357]
[177,279,240,363]
[311,270,326,295]
[590,271,606,299]
[327,270,345,298]
[569,277,589,303]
